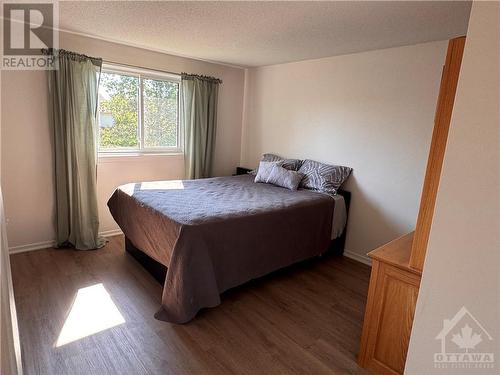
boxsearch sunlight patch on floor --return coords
[56,283,125,347]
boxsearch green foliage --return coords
[98,72,178,150]
[99,73,139,148]
[143,79,178,148]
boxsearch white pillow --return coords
[266,165,304,191]
[254,161,281,183]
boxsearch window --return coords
[98,64,181,155]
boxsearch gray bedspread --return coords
[108,174,335,323]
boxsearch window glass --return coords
[97,66,181,154]
[98,72,139,150]
[143,78,179,148]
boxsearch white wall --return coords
[241,41,448,261]
[1,31,245,250]
[406,2,500,373]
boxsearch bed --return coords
[108,174,350,323]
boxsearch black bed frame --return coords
[125,237,168,284]
[125,188,351,285]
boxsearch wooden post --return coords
[409,37,466,271]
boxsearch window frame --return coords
[98,63,182,157]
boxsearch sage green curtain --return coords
[47,50,105,250]
[181,73,221,179]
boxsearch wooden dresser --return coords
[357,36,465,374]
[358,233,421,374]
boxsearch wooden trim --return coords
[409,36,466,271]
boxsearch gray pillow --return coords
[254,161,282,183]
[250,153,303,175]
[263,153,302,171]
[262,153,283,163]
[266,165,304,191]
[298,159,352,195]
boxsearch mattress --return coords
[108,174,343,323]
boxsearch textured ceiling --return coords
[59,1,471,67]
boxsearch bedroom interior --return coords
[1,1,499,375]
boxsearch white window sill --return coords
[98,152,184,163]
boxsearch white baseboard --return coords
[9,229,123,254]
[9,240,55,254]
[343,249,372,266]
[99,229,123,238]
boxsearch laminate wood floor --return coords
[11,235,371,375]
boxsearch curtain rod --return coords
[42,48,103,67]
[103,59,180,77]
[103,60,223,83]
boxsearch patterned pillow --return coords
[266,165,304,191]
[254,161,282,183]
[262,153,283,163]
[250,153,303,175]
[298,159,352,195]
